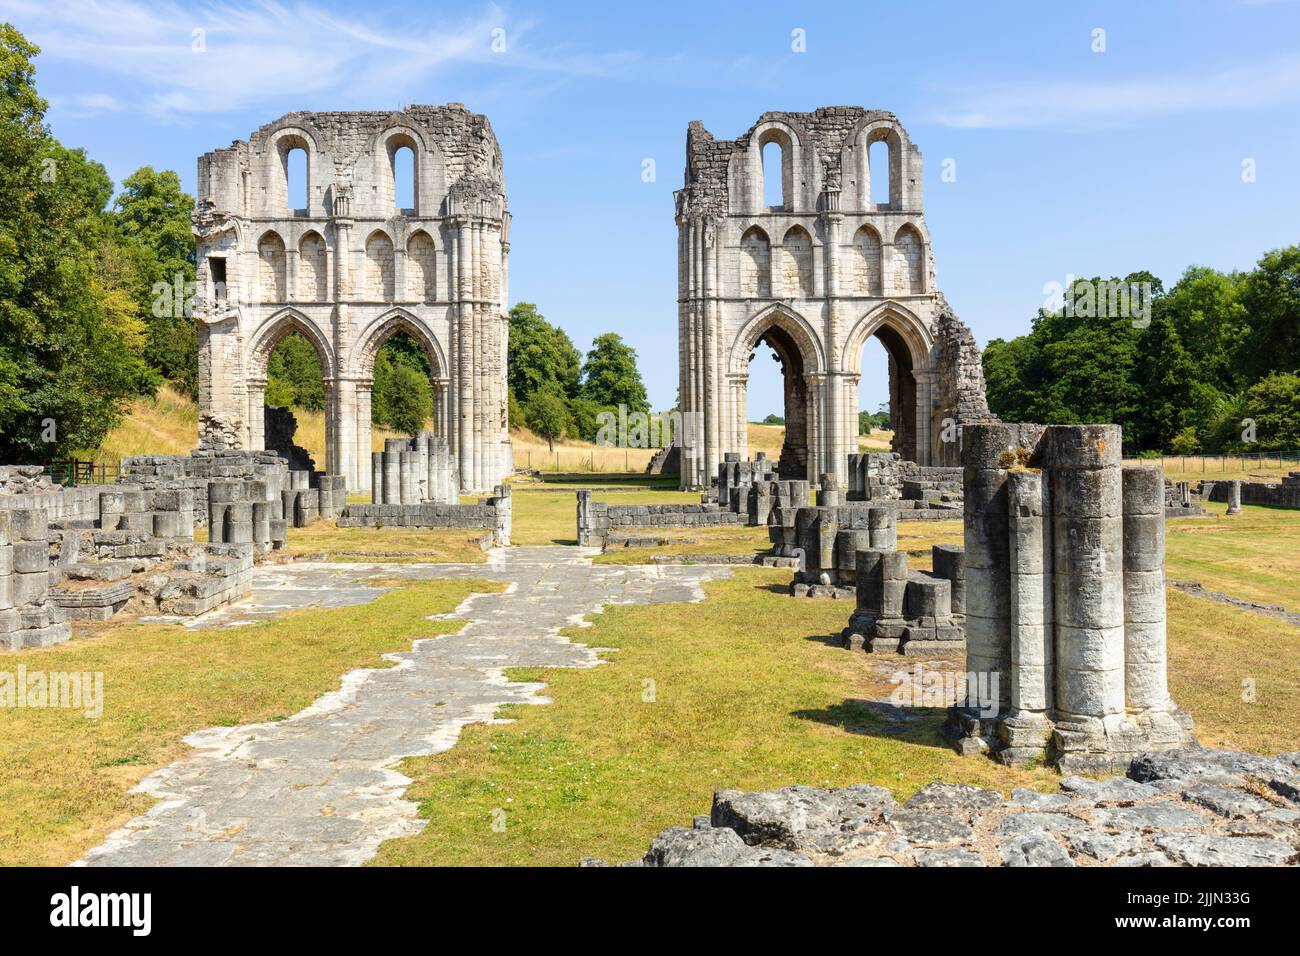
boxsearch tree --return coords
[1236,372,1300,451]
[1131,309,1198,452]
[371,331,431,432]
[762,413,785,426]
[113,166,197,395]
[381,363,430,435]
[507,302,581,404]
[1239,247,1300,384]
[266,334,325,412]
[0,24,154,460]
[524,388,569,452]
[581,333,648,413]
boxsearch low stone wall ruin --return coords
[1202,472,1300,510]
[576,490,743,548]
[339,484,512,547]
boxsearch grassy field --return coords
[1127,454,1298,483]
[371,566,1060,867]
[1165,500,1300,611]
[0,578,500,866]
[368,557,1300,867]
[275,522,490,563]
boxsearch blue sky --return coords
[7,0,1300,417]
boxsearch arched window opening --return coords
[393,145,416,213]
[286,146,308,214]
[868,140,890,207]
[762,141,785,209]
[857,326,916,462]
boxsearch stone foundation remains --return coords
[576,490,742,548]
[1203,472,1300,510]
[370,432,457,505]
[841,543,966,655]
[340,484,511,547]
[944,424,1194,773]
[601,746,1300,868]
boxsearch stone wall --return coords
[194,104,512,495]
[1202,472,1300,509]
[339,484,511,546]
[576,490,743,548]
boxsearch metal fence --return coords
[1123,450,1300,475]
[44,460,120,486]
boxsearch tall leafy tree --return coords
[113,166,198,394]
[1239,246,1300,383]
[580,332,648,414]
[0,24,153,460]
[507,302,581,404]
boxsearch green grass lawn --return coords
[0,578,500,866]
[1165,501,1300,611]
[277,522,490,563]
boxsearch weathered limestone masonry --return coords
[779,478,906,599]
[193,104,512,494]
[944,424,1194,773]
[369,431,457,505]
[607,747,1300,867]
[0,509,71,649]
[340,484,511,547]
[675,107,993,490]
[846,451,963,517]
[1163,479,1205,517]
[1,482,259,645]
[1203,472,1300,510]
[841,543,966,655]
[576,489,741,549]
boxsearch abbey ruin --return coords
[192,105,512,495]
[674,108,992,490]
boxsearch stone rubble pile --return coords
[592,747,1300,867]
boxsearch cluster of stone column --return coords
[843,544,965,655]
[207,477,291,553]
[0,508,71,649]
[945,423,1193,772]
[717,453,775,511]
[371,432,457,506]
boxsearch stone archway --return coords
[350,309,452,479]
[244,309,337,473]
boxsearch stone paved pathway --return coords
[78,546,729,866]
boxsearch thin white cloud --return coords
[931,55,1300,129]
[0,0,640,116]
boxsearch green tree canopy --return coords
[113,166,197,394]
[507,302,580,404]
[524,387,569,452]
[580,332,648,414]
[0,23,154,460]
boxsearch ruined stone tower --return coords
[674,107,991,490]
[193,104,511,494]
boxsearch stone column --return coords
[371,452,384,505]
[1226,479,1242,515]
[247,378,267,451]
[382,440,402,505]
[867,506,896,550]
[399,451,417,505]
[1007,468,1053,717]
[1047,425,1125,722]
[355,378,373,496]
[961,424,1019,713]
[1122,466,1169,712]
